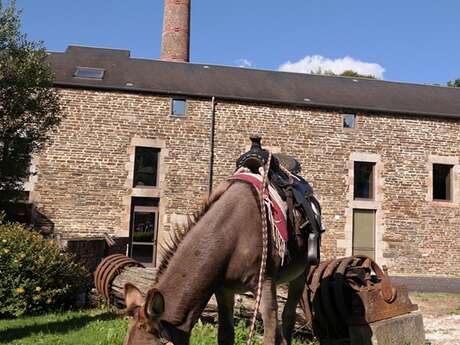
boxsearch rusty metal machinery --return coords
[94,254,145,302]
[94,254,417,341]
[301,255,418,340]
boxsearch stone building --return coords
[25,0,460,275]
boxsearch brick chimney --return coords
[160,0,190,62]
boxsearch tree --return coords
[0,1,60,203]
[339,70,376,79]
[447,78,460,88]
[311,68,376,79]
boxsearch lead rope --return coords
[246,151,272,345]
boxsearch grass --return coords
[0,309,125,345]
[0,309,318,345]
[411,292,460,300]
[410,292,460,315]
[190,319,317,345]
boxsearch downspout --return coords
[208,96,216,195]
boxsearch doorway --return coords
[130,198,159,265]
[352,209,376,259]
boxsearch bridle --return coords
[157,322,173,344]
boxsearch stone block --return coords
[349,311,425,345]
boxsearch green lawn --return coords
[0,309,125,345]
[0,309,317,345]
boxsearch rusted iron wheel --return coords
[318,259,343,338]
[94,254,144,302]
[309,259,334,338]
[302,255,403,340]
[94,254,121,298]
[333,256,356,323]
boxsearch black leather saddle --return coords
[235,136,324,265]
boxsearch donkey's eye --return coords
[125,306,141,318]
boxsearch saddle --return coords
[235,136,325,265]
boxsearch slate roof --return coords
[46,45,460,119]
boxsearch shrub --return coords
[0,213,89,317]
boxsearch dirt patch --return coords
[409,292,460,345]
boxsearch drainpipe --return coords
[208,97,216,195]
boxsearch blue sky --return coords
[14,0,460,85]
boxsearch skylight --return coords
[73,67,105,79]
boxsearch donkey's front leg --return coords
[260,278,287,345]
[215,289,235,345]
[281,272,306,344]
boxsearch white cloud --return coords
[235,58,253,68]
[278,55,385,79]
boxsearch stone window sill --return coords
[430,200,458,208]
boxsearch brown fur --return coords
[157,181,232,278]
[123,181,308,345]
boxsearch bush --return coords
[0,213,89,317]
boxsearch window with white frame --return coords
[343,113,356,129]
[171,98,187,117]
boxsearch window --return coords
[73,67,105,79]
[354,161,375,199]
[343,114,356,128]
[133,147,160,187]
[171,98,186,116]
[433,164,453,201]
[130,198,158,264]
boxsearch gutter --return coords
[208,97,216,195]
[52,81,460,120]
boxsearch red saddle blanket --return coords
[228,172,288,259]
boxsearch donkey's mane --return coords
[157,183,230,278]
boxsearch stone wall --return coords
[31,89,211,246]
[31,88,460,275]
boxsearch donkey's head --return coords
[123,283,170,345]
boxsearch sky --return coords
[13,0,460,85]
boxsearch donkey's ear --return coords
[144,288,165,320]
[124,283,144,314]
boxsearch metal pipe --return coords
[208,96,216,194]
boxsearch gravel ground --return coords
[410,292,460,345]
[423,315,460,345]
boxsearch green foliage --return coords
[339,70,376,79]
[312,68,376,79]
[452,305,460,315]
[0,218,89,317]
[0,1,61,203]
[447,78,460,88]
[132,230,154,242]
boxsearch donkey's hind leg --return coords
[281,271,306,345]
[216,289,235,345]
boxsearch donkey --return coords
[123,180,310,345]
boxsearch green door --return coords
[353,209,376,259]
